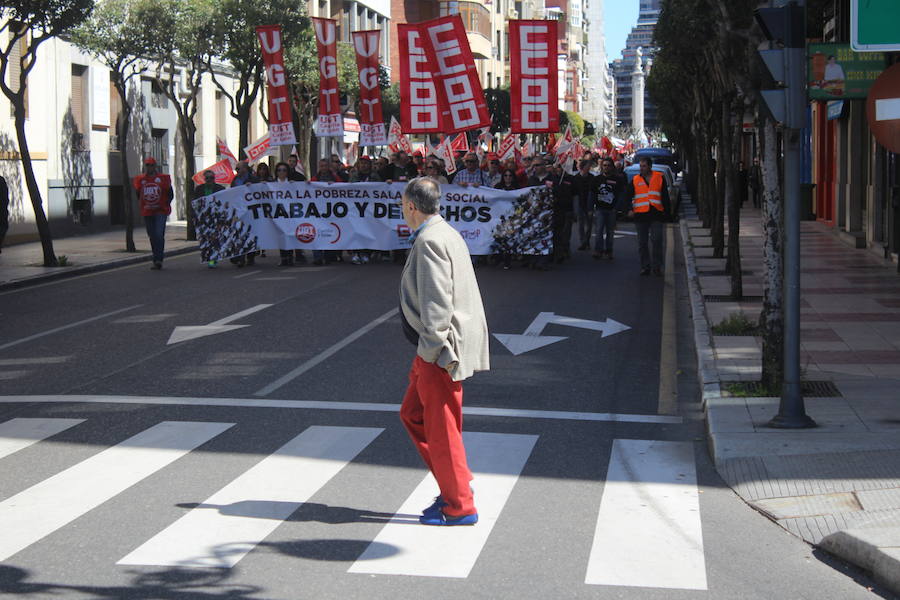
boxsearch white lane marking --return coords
[0,356,71,366]
[0,395,683,424]
[253,277,296,281]
[349,431,538,578]
[167,304,274,345]
[0,421,233,561]
[0,418,85,461]
[585,439,706,590]
[254,307,399,396]
[875,98,900,121]
[0,305,143,351]
[209,304,273,326]
[118,426,383,568]
[232,270,261,279]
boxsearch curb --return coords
[0,244,199,292]
[819,527,900,595]
[678,216,721,405]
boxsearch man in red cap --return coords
[133,157,173,270]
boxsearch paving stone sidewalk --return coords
[0,224,197,290]
[681,197,900,596]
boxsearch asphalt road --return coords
[0,227,889,600]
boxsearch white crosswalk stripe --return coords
[0,417,708,588]
[118,426,384,568]
[585,439,707,590]
[0,417,84,460]
[348,431,538,578]
[0,421,234,562]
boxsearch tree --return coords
[135,0,216,241]
[207,0,308,157]
[562,110,584,137]
[71,0,150,252]
[284,29,359,173]
[0,1,94,266]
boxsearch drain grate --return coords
[704,295,763,302]
[724,380,842,397]
[698,270,755,276]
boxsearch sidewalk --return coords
[0,225,197,290]
[681,198,900,594]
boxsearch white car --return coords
[623,163,680,215]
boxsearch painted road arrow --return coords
[493,312,631,356]
[167,304,273,345]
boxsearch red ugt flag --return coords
[352,30,387,146]
[256,25,296,145]
[311,18,342,137]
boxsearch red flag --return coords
[497,134,518,161]
[398,17,490,134]
[398,23,443,133]
[509,20,558,133]
[216,137,237,166]
[192,159,235,186]
[352,30,386,146]
[600,136,614,154]
[256,26,296,145]
[422,15,490,132]
[450,133,469,152]
[311,18,342,137]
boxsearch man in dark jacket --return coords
[593,157,627,259]
[571,159,596,251]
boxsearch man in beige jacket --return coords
[398,177,490,526]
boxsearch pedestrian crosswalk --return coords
[0,416,708,591]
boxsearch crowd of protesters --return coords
[192,143,674,275]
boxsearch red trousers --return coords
[400,356,476,517]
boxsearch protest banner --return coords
[398,23,443,133]
[509,20,558,133]
[498,134,518,161]
[311,18,342,137]
[192,159,235,186]
[193,182,552,261]
[352,30,387,147]
[256,26,296,145]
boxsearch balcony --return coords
[440,1,492,59]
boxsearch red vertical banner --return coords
[311,17,342,137]
[398,23,443,133]
[420,15,490,133]
[256,25,296,145]
[352,30,387,146]
[509,20,558,134]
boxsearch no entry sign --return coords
[866,62,900,154]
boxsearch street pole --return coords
[767,0,816,429]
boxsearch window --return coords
[70,65,89,150]
[8,22,29,118]
[150,79,168,109]
[150,128,167,168]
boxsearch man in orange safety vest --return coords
[626,156,670,276]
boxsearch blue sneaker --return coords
[422,495,447,517]
[419,511,479,526]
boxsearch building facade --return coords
[582,0,614,132]
[610,0,660,132]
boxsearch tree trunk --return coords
[711,109,726,258]
[13,96,56,266]
[726,99,743,298]
[759,118,784,391]
[179,118,197,241]
[238,103,252,159]
[116,80,136,252]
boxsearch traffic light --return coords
[755,2,806,128]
